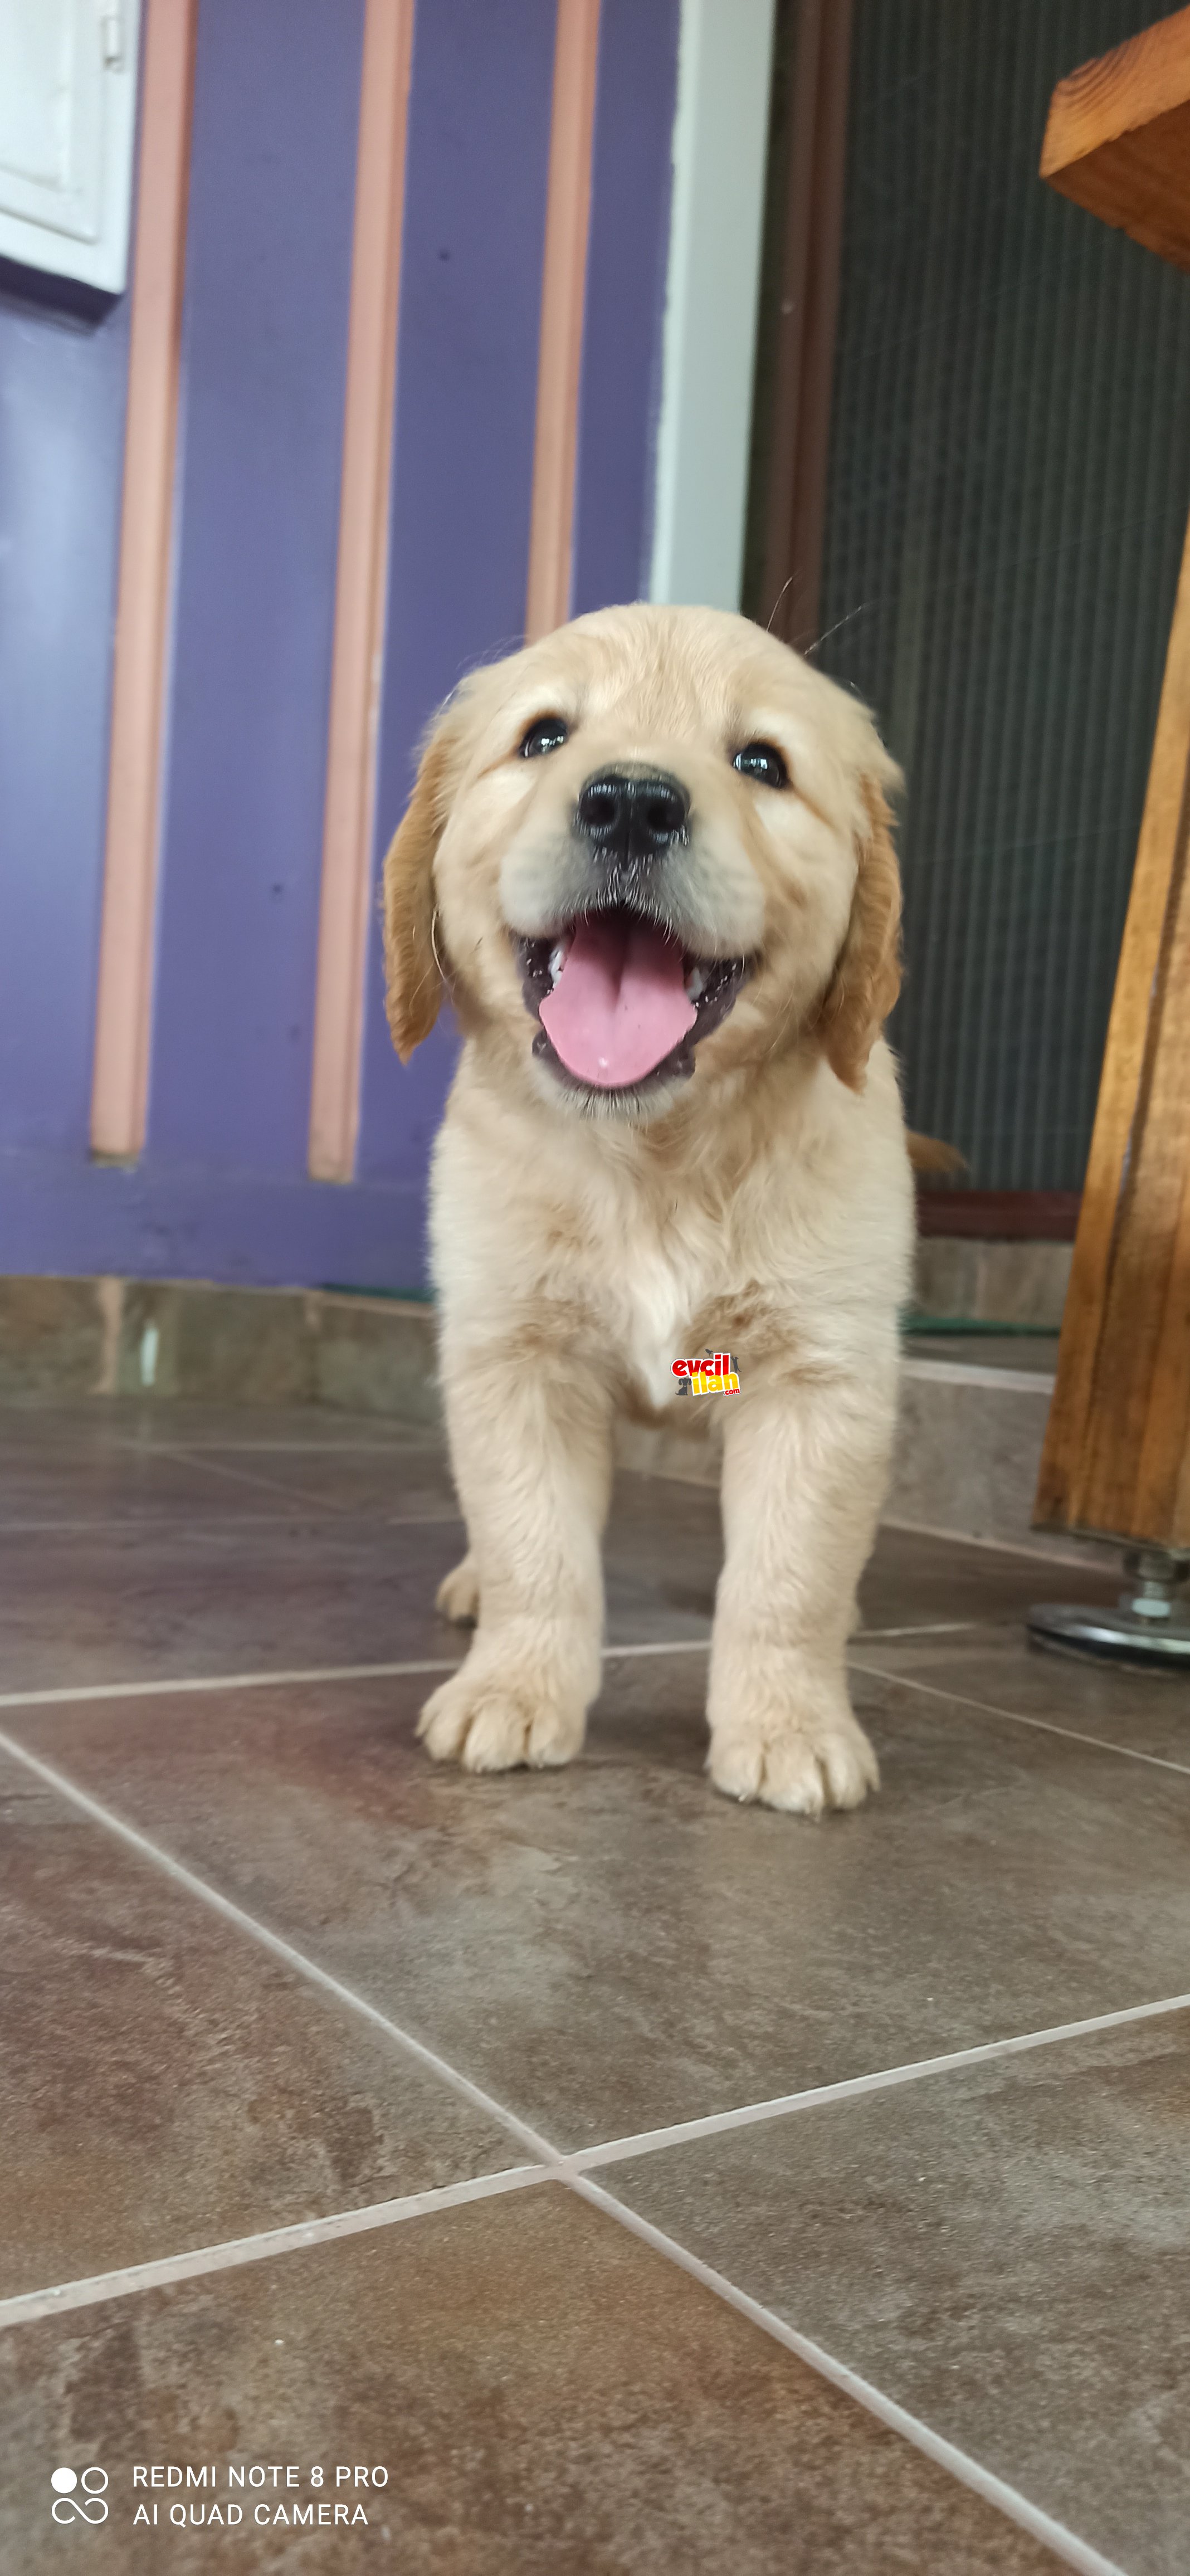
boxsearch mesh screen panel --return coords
[816,0,1190,1189]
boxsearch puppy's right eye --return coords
[520,714,570,759]
[733,741,788,790]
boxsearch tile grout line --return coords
[154,1444,459,1522]
[107,1437,446,1454]
[852,1620,983,1640]
[147,1449,466,1520]
[0,1515,325,1536]
[0,1723,1145,2568]
[147,1443,352,1511]
[0,1623,1021,1715]
[568,2177,1126,2576]
[0,1638,712,1714]
[383,1510,465,1525]
[0,2167,549,2330]
[0,1512,467,1535]
[602,1637,708,1657]
[0,1660,465,1710]
[878,1511,1116,1574]
[568,1988,1190,2169]
[850,1653,1190,1780]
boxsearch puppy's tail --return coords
[907,1130,967,1179]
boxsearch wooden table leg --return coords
[1035,504,1190,1548]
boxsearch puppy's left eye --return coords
[520,714,570,759]
[733,741,788,790]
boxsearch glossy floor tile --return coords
[0,1495,718,1696]
[603,2017,1190,2576]
[178,1441,463,1519]
[0,1746,518,2299]
[0,2185,1060,2574]
[0,1407,456,1520]
[0,1399,426,1447]
[855,1623,1190,1770]
[0,1519,466,1691]
[857,1520,1114,1632]
[602,1481,1116,1640]
[0,1441,324,1529]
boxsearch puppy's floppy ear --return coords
[815,775,903,1091]
[382,710,461,1063]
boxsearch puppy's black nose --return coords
[574,768,690,865]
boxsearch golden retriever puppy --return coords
[383,603,913,1813]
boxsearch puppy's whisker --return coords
[798,601,872,662]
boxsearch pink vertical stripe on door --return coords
[90,0,198,1160]
[308,0,416,1185]
[524,0,603,643]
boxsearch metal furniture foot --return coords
[1028,1548,1190,1667]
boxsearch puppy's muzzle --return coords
[574,767,689,896]
[515,763,751,1104]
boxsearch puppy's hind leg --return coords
[436,1554,479,1624]
[419,1345,612,1775]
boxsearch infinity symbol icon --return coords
[51,2467,109,2525]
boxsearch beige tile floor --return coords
[1,1399,1186,2573]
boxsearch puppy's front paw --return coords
[708,1669,877,1816]
[417,1659,585,1774]
[435,1555,479,1624]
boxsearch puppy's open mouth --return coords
[514,906,752,1098]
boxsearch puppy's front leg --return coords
[419,1345,612,1774]
[708,1371,894,1815]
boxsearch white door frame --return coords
[649,0,777,612]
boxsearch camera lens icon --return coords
[50,2466,108,2523]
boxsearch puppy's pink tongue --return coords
[539,916,695,1089]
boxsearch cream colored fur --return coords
[383,604,914,1814]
